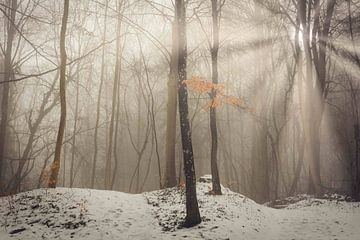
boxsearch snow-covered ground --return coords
[1,180,360,240]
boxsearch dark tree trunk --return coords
[347,0,360,201]
[48,0,69,188]
[176,0,201,227]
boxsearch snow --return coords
[1,181,360,240]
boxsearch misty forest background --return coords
[0,0,360,209]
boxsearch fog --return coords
[0,0,359,206]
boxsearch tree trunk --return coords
[176,0,201,227]
[347,0,360,201]
[48,0,69,188]
[250,1,270,203]
[91,0,108,189]
[250,114,270,203]
[70,65,80,188]
[209,0,222,195]
[111,66,121,189]
[105,2,122,190]
[298,0,336,195]
[163,21,179,188]
[354,124,360,200]
[298,0,321,195]
[0,0,17,188]
[63,132,67,187]
[288,120,305,196]
[10,73,59,191]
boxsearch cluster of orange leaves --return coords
[183,76,247,109]
[41,161,59,187]
[178,181,185,189]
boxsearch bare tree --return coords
[209,0,225,195]
[104,0,123,190]
[0,0,17,188]
[164,17,179,189]
[297,0,336,195]
[176,0,201,227]
[91,0,109,189]
[48,0,70,188]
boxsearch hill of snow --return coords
[1,180,360,240]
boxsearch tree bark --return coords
[70,65,80,188]
[250,1,270,203]
[176,0,201,227]
[10,72,59,191]
[209,0,222,195]
[105,3,122,190]
[297,0,336,195]
[163,21,179,188]
[48,0,69,188]
[0,0,17,188]
[91,0,108,189]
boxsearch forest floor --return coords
[1,177,360,240]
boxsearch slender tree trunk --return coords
[70,66,80,188]
[0,0,17,188]
[288,7,304,197]
[63,132,67,187]
[176,0,201,227]
[111,68,121,189]
[48,0,69,188]
[8,72,59,191]
[237,82,245,193]
[91,0,108,189]
[139,39,162,189]
[354,124,360,200]
[289,128,305,196]
[105,2,122,190]
[163,21,179,188]
[135,70,142,193]
[221,110,231,188]
[209,0,222,195]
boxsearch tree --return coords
[176,0,201,227]
[347,0,360,201]
[249,0,270,203]
[48,0,70,188]
[209,0,225,195]
[297,0,336,195]
[164,18,179,189]
[104,0,123,190]
[91,0,109,189]
[0,0,17,189]
[10,72,60,191]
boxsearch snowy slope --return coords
[1,181,360,240]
